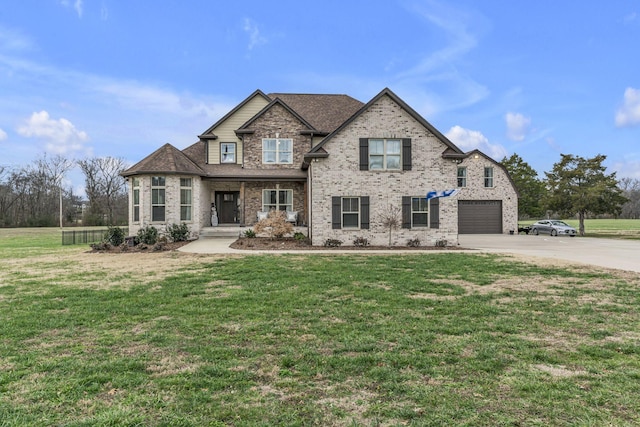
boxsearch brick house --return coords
[121,88,518,245]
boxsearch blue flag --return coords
[426,189,459,200]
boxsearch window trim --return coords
[484,167,494,188]
[220,142,236,164]
[180,178,192,222]
[360,138,411,171]
[411,196,429,228]
[457,166,467,188]
[332,196,369,230]
[151,176,166,222]
[341,197,361,229]
[132,177,140,223]
[368,138,402,171]
[262,189,293,212]
[262,138,293,164]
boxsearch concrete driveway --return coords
[458,234,640,273]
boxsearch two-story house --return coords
[121,88,518,246]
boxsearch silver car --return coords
[530,220,577,237]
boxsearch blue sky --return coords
[1,0,639,194]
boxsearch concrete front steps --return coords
[199,226,247,239]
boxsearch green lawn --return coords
[1,229,640,425]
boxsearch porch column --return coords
[239,182,246,226]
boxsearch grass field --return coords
[1,228,640,425]
[519,218,640,239]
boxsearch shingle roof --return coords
[121,143,205,177]
[268,93,364,134]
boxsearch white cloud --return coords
[60,0,83,18]
[615,87,640,127]
[400,1,480,78]
[243,18,267,51]
[445,125,507,160]
[505,112,531,141]
[101,5,109,20]
[612,158,640,179]
[0,25,32,51]
[393,1,489,115]
[0,128,7,141]
[17,111,90,155]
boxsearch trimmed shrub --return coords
[407,238,421,247]
[167,223,190,242]
[323,238,343,247]
[104,226,125,246]
[353,237,370,247]
[137,225,159,245]
[244,229,257,238]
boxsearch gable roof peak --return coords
[198,89,270,138]
[121,142,204,177]
[308,87,464,156]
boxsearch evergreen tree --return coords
[500,153,546,218]
[545,154,627,236]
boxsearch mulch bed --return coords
[230,237,465,251]
[87,240,192,253]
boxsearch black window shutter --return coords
[360,196,370,229]
[430,198,439,229]
[359,138,369,171]
[332,197,341,229]
[402,196,411,229]
[402,138,412,170]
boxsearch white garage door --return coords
[458,200,502,234]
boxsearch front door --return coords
[216,192,239,224]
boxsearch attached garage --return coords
[458,200,502,234]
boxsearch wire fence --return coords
[62,229,108,245]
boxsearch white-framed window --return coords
[342,197,360,228]
[263,189,293,211]
[132,177,140,223]
[457,167,467,187]
[151,176,165,222]
[220,143,236,164]
[484,167,494,188]
[262,138,293,164]
[180,178,192,221]
[411,197,429,227]
[369,139,401,170]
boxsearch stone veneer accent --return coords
[309,95,518,246]
[242,103,313,169]
[243,181,306,226]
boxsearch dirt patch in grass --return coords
[0,247,215,290]
[533,364,588,378]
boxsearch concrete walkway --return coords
[179,234,640,273]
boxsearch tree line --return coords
[501,153,634,235]
[0,152,635,233]
[0,155,129,228]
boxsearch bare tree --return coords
[39,154,74,228]
[376,204,402,246]
[620,177,640,219]
[77,157,129,225]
